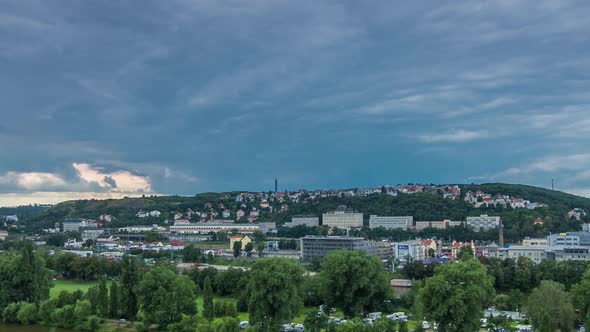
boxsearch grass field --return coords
[50,279,101,298]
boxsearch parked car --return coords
[422,321,431,329]
[368,312,382,320]
[294,324,305,331]
[362,318,373,325]
[327,317,341,324]
[481,318,488,328]
[239,321,249,329]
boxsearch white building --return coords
[63,219,87,233]
[494,245,547,264]
[466,215,501,232]
[4,215,18,222]
[169,222,260,234]
[117,225,163,233]
[286,215,320,228]
[322,206,363,228]
[369,216,413,230]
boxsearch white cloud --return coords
[417,130,487,143]
[72,163,151,193]
[0,171,66,191]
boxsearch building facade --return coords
[548,246,590,261]
[522,238,548,246]
[300,236,377,260]
[369,215,413,230]
[286,215,320,228]
[170,222,260,234]
[322,206,363,228]
[466,215,501,231]
[63,219,91,233]
[494,245,547,264]
[547,232,590,247]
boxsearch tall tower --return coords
[274,178,278,193]
[499,220,504,248]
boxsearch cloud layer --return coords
[1,0,590,204]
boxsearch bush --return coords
[79,315,102,332]
[52,304,76,329]
[17,302,38,325]
[3,302,26,323]
[38,299,57,325]
[213,301,225,318]
[224,301,238,318]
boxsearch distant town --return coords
[0,183,585,266]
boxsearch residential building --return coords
[414,220,457,230]
[376,241,394,260]
[393,241,427,260]
[236,209,246,218]
[98,214,113,222]
[466,215,501,231]
[300,236,377,260]
[286,215,320,228]
[494,245,547,264]
[322,206,363,228]
[369,215,413,230]
[583,224,590,232]
[568,208,586,221]
[222,210,231,218]
[229,235,252,251]
[450,240,475,258]
[0,230,7,241]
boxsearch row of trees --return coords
[0,242,395,331]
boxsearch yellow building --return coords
[229,235,252,250]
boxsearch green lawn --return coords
[50,279,101,298]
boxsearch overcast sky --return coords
[1,0,590,206]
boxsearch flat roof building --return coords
[300,236,377,260]
[369,216,413,230]
[494,245,547,264]
[286,215,320,228]
[322,206,363,228]
[466,215,501,232]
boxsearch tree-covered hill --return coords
[10,184,590,239]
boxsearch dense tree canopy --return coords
[136,266,197,328]
[319,250,391,317]
[418,259,494,332]
[0,243,51,309]
[246,258,305,331]
[527,280,574,332]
